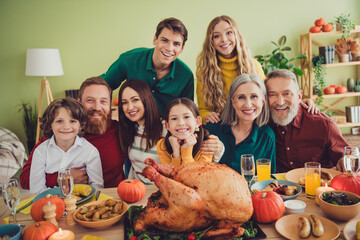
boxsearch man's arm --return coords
[99,54,127,90]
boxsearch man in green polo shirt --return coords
[100,17,194,116]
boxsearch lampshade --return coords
[25,48,64,77]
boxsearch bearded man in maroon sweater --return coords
[20,77,126,188]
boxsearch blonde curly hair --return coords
[196,15,255,113]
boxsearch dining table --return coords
[0,179,357,240]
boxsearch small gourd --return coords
[31,194,65,221]
[117,179,146,202]
[23,221,57,240]
[331,171,360,195]
[251,191,285,223]
[347,78,355,92]
[355,85,360,92]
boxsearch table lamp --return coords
[25,48,64,143]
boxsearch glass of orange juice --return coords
[305,162,321,199]
[256,159,271,182]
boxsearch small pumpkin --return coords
[251,191,285,223]
[117,179,146,203]
[23,221,57,240]
[330,171,360,196]
[31,194,65,221]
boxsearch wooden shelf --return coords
[311,92,360,100]
[322,61,360,67]
[300,27,360,38]
[337,122,360,128]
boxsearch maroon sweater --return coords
[20,120,126,189]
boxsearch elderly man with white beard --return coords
[265,69,348,173]
[20,77,126,189]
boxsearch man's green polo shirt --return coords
[100,48,194,116]
[205,122,276,174]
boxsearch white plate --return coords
[285,168,341,187]
[275,214,340,240]
[343,217,360,240]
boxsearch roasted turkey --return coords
[134,159,253,239]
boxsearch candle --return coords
[314,183,335,205]
[49,228,75,240]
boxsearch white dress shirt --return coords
[30,135,103,194]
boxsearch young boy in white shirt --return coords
[30,98,103,194]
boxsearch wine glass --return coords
[344,146,360,173]
[241,154,255,187]
[2,179,20,223]
[58,169,74,198]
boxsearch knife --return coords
[95,190,101,201]
[16,199,34,213]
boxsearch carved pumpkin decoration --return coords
[23,221,57,240]
[31,194,65,221]
[331,171,360,196]
[251,191,285,223]
[117,179,146,202]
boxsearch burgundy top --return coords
[20,120,126,189]
[270,107,348,173]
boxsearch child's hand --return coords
[182,134,197,148]
[168,136,181,158]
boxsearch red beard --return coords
[85,110,111,135]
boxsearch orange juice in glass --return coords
[305,162,321,198]
[256,159,271,182]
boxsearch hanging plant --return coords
[311,56,327,104]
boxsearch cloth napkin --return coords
[275,174,286,180]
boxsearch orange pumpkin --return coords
[31,194,65,221]
[23,221,57,240]
[117,179,146,202]
[251,191,285,223]
[331,171,360,196]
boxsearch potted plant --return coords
[254,35,307,77]
[311,56,327,104]
[334,13,355,39]
[349,37,360,61]
[335,38,350,62]
[18,102,37,153]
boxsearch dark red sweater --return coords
[20,120,126,189]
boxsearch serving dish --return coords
[250,179,302,200]
[0,224,21,240]
[343,217,360,240]
[275,214,340,240]
[285,168,341,187]
[35,184,96,204]
[73,199,128,229]
[318,190,360,221]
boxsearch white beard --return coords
[271,104,299,126]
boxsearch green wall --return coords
[1,0,359,151]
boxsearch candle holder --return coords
[42,201,58,228]
[49,228,75,240]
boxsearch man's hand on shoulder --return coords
[71,166,88,184]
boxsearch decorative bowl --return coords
[73,199,128,229]
[0,224,21,240]
[250,179,302,200]
[319,190,360,221]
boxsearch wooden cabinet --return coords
[300,28,360,128]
